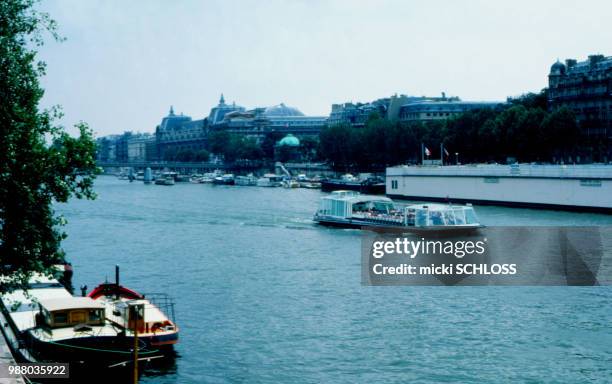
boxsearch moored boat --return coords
[313,191,482,232]
[256,174,283,187]
[0,272,162,368]
[235,174,258,186]
[320,174,385,194]
[88,283,178,350]
[213,174,235,185]
[155,176,175,186]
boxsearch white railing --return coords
[387,164,612,179]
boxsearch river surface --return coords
[56,176,612,383]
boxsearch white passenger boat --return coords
[313,191,482,232]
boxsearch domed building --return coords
[263,103,305,117]
[277,134,300,147]
[275,134,302,162]
[549,60,566,76]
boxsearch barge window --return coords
[89,309,102,322]
[53,312,68,324]
[70,310,86,324]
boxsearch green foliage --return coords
[319,96,583,171]
[0,0,98,292]
[260,131,284,159]
[208,131,264,162]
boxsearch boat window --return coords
[70,310,87,324]
[53,312,68,325]
[415,209,427,226]
[443,211,456,225]
[453,209,466,225]
[406,208,416,225]
[464,208,478,224]
[429,211,445,226]
[89,309,102,322]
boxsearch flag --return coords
[424,147,431,156]
[444,148,449,157]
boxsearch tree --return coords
[260,131,284,159]
[0,0,98,293]
[195,149,210,162]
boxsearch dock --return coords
[0,333,25,384]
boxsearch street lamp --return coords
[455,152,459,165]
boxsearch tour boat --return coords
[313,191,482,232]
[88,267,179,350]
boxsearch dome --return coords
[278,134,300,147]
[264,103,305,117]
[550,60,566,75]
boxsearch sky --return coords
[37,0,612,137]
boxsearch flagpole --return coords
[440,143,444,166]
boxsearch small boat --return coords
[213,174,235,185]
[175,174,191,183]
[235,174,258,186]
[256,174,283,187]
[282,180,300,188]
[313,191,482,232]
[320,174,385,194]
[300,182,321,189]
[155,176,175,186]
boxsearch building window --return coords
[391,180,398,189]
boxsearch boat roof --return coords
[406,203,474,211]
[38,297,105,312]
[323,192,393,204]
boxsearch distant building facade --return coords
[127,133,156,162]
[155,106,207,160]
[548,54,611,159]
[328,94,458,126]
[97,95,328,163]
[216,102,327,137]
[399,100,503,122]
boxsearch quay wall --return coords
[386,165,612,212]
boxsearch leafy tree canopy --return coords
[0,0,98,292]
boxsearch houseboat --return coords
[313,191,482,232]
[0,272,161,367]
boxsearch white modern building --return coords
[386,164,612,212]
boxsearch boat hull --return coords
[313,215,482,234]
[23,331,160,365]
[321,180,385,194]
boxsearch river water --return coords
[56,176,612,383]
